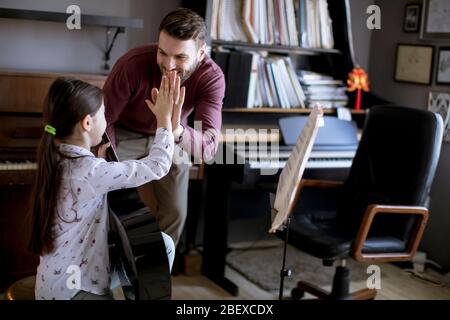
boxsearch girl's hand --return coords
[145,72,175,130]
[97,142,111,159]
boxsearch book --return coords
[241,0,258,43]
[214,0,334,49]
[217,0,248,42]
[223,51,259,108]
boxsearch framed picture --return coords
[404,4,421,32]
[420,0,450,40]
[436,47,450,84]
[428,91,450,142]
[394,44,434,85]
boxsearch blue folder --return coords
[278,116,358,151]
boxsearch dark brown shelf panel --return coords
[212,40,341,55]
[222,108,367,115]
[0,8,143,29]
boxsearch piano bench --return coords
[4,276,35,300]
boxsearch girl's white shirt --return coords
[35,128,174,300]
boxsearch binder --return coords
[223,51,259,108]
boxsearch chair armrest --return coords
[352,205,429,262]
[300,179,344,189]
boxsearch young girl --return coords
[28,72,183,300]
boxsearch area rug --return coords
[226,240,379,294]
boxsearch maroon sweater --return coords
[103,44,225,162]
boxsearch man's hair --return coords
[159,8,207,47]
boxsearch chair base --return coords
[292,280,377,300]
[291,265,377,300]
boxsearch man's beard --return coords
[159,58,199,84]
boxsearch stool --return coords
[5,276,36,300]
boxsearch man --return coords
[103,8,225,245]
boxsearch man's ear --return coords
[198,43,207,61]
[80,114,92,132]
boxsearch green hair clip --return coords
[44,124,56,136]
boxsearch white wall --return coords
[0,0,180,74]
[349,0,375,72]
[369,0,450,269]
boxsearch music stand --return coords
[268,106,324,300]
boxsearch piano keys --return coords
[247,158,354,170]
[0,161,37,171]
[235,148,356,170]
[220,116,358,169]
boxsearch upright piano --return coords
[0,70,106,290]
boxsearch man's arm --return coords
[177,71,225,162]
[103,62,133,148]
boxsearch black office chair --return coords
[277,105,443,300]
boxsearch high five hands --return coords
[145,71,186,134]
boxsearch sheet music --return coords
[218,0,248,42]
[210,0,220,40]
[269,106,324,233]
[318,0,334,49]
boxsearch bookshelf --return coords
[201,0,355,113]
[183,0,362,116]
[182,0,366,129]
[222,108,367,115]
[212,40,341,56]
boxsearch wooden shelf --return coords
[0,8,143,29]
[222,108,367,115]
[212,40,341,56]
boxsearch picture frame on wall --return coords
[420,0,450,40]
[428,91,450,142]
[403,4,421,32]
[436,47,450,85]
[394,44,434,85]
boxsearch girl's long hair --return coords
[28,77,102,255]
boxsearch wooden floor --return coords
[172,264,450,300]
[1,264,448,300]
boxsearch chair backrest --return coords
[338,105,443,234]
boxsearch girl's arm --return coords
[87,72,179,195]
[87,127,174,195]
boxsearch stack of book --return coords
[298,70,348,109]
[214,50,306,109]
[211,0,334,49]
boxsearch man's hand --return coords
[172,72,186,133]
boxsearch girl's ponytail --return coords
[28,128,61,254]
